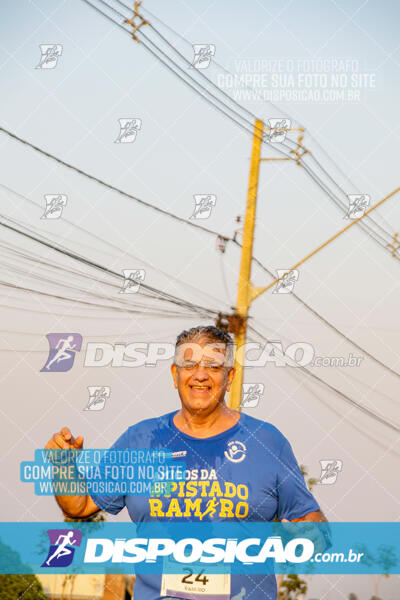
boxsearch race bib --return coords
[161,555,230,599]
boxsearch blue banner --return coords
[0,522,398,575]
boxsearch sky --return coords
[0,0,399,598]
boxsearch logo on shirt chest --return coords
[172,450,187,458]
[224,441,246,463]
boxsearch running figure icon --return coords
[45,336,76,371]
[41,528,82,568]
[46,531,77,566]
[41,333,82,373]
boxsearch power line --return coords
[0,215,220,318]
[140,28,393,249]
[0,249,194,317]
[1,26,395,254]
[247,186,400,297]
[283,367,400,456]
[0,182,231,311]
[120,6,397,255]
[3,171,398,421]
[248,323,399,432]
[0,127,228,241]
[0,279,196,318]
[4,201,398,422]
[2,127,398,378]
[249,251,400,379]
[138,2,396,245]
[80,0,292,158]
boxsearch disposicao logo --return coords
[42,529,82,567]
[41,333,82,372]
[82,536,313,565]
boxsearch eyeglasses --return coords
[178,360,226,372]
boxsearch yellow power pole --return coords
[228,119,264,410]
[228,118,400,411]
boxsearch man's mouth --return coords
[190,385,211,391]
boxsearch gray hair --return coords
[174,325,235,367]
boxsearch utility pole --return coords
[228,119,306,410]
[228,119,264,410]
[227,117,399,411]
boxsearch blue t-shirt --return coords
[91,411,319,600]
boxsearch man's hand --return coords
[281,512,331,554]
[285,510,327,523]
[45,427,84,450]
[45,427,99,519]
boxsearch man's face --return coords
[170,338,235,414]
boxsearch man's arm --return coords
[45,426,100,519]
[289,510,328,522]
[282,510,330,554]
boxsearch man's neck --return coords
[173,403,240,438]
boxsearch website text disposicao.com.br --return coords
[82,536,365,566]
[312,549,364,564]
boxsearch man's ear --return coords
[226,367,236,392]
[171,363,178,388]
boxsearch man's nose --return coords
[193,365,209,380]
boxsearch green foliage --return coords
[0,539,31,575]
[300,464,318,493]
[355,542,397,574]
[0,574,47,600]
[276,465,316,598]
[278,573,307,600]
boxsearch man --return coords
[45,325,326,599]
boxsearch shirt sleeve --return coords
[276,439,320,521]
[90,428,130,515]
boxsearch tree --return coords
[0,536,46,600]
[278,574,307,600]
[276,465,317,599]
[361,543,397,599]
[0,575,47,600]
[60,511,107,600]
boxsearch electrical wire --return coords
[249,250,400,379]
[139,3,396,244]
[0,279,196,317]
[0,215,221,318]
[248,323,399,432]
[1,126,398,377]
[0,253,195,317]
[4,211,396,430]
[0,182,231,311]
[0,127,228,241]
